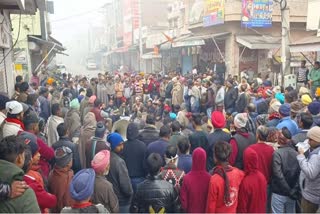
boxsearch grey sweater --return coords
[297,146,320,204]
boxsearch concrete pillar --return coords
[225,33,239,77]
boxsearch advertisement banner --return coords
[203,0,225,27]
[241,0,273,28]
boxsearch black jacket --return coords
[52,136,81,173]
[131,175,180,213]
[107,152,133,206]
[224,86,238,111]
[207,129,231,170]
[138,125,160,146]
[165,82,173,99]
[123,123,148,178]
[236,92,248,113]
[271,144,300,199]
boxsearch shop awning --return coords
[141,52,162,60]
[289,35,320,52]
[28,35,66,52]
[172,32,230,48]
[236,35,281,49]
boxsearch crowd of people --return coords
[0,60,320,213]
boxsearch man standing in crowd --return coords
[297,60,309,91]
[122,123,147,193]
[138,115,159,146]
[106,133,133,213]
[46,104,64,147]
[229,113,256,170]
[297,126,320,213]
[2,101,25,138]
[308,61,320,98]
[271,127,300,213]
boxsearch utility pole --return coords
[139,0,143,71]
[280,0,290,85]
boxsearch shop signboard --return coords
[203,0,225,27]
[241,0,273,28]
[172,40,205,48]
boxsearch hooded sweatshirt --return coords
[123,123,147,178]
[0,160,40,213]
[237,148,267,213]
[180,148,211,213]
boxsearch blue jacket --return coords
[177,154,192,174]
[38,95,51,121]
[276,117,299,136]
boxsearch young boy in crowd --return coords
[177,136,192,174]
[19,133,57,213]
[160,145,185,192]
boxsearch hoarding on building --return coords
[203,0,225,27]
[189,0,204,25]
[241,0,273,28]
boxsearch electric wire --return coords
[0,12,22,65]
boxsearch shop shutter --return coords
[0,48,7,93]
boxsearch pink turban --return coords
[91,150,110,173]
[89,95,97,104]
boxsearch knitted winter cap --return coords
[279,103,291,117]
[55,146,73,168]
[307,126,320,142]
[269,100,281,114]
[307,101,320,115]
[234,113,248,129]
[290,101,304,114]
[107,133,124,150]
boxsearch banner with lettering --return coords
[241,0,273,28]
[203,0,225,27]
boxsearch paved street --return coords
[66,63,103,79]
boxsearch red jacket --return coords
[180,148,211,213]
[24,171,57,213]
[237,148,267,213]
[91,107,104,122]
[206,166,244,213]
[248,143,274,184]
[27,131,55,179]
